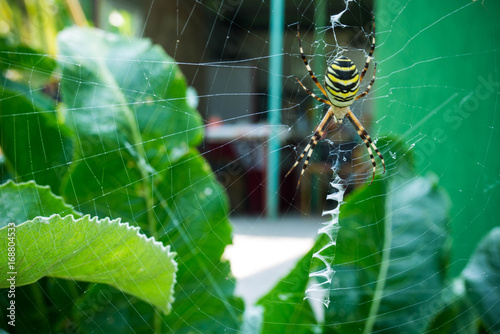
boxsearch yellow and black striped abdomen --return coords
[324,56,360,108]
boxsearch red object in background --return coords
[201,140,265,214]
[202,123,297,215]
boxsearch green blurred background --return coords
[375,0,500,276]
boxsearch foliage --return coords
[0,182,176,314]
[461,228,500,333]
[0,26,241,333]
[254,170,500,334]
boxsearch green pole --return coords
[266,0,285,218]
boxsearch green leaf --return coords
[0,180,80,332]
[57,26,202,161]
[326,176,450,333]
[0,214,177,314]
[58,26,203,230]
[255,137,449,334]
[462,227,500,333]
[156,152,243,333]
[56,27,242,332]
[0,180,75,228]
[320,179,386,333]
[270,174,449,333]
[254,179,386,333]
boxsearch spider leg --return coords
[295,76,332,105]
[297,25,329,99]
[286,109,334,188]
[346,110,385,185]
[355,62,377,101]
[358,15,376,83]
[285,136,317,188]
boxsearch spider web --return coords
[1,0,499,333]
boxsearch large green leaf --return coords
[0,181,177,316]
[0,180,80,332]
[56,27,242,332]
[0,180,74,228]
[58,26,203,229]
[256,175,450,334]
[462,227,500,333]
[326,176,450,333]
[0,214,177,314]
[321,178,387,333]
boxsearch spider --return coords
[286,16,385,188]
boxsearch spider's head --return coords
[324,55,360,108]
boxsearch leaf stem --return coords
[363,191,393,334]
[94,56,157,236]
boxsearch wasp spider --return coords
[286,17,385,188]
